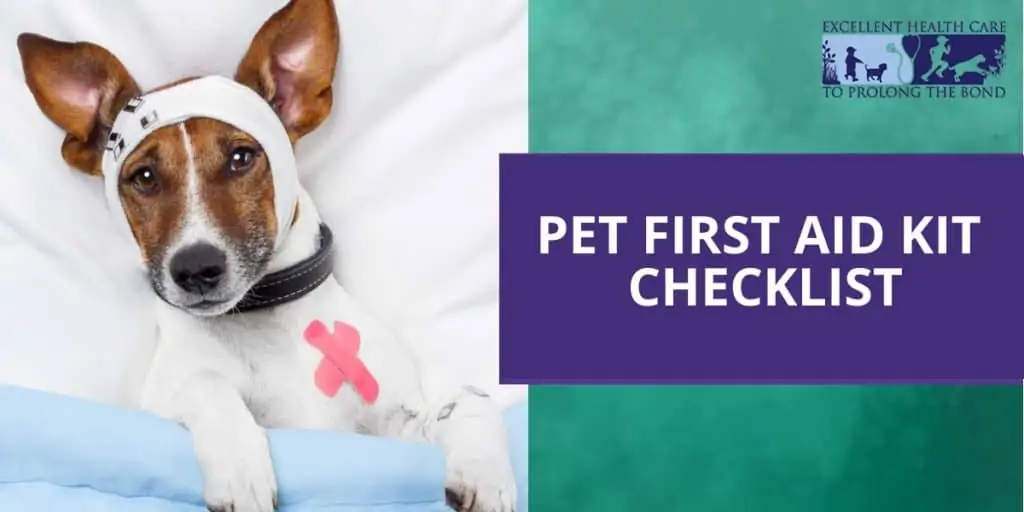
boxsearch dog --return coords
[951,54,988,83]
[865,62,887,82]
[16,1,515,511]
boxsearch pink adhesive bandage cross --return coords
[303,320,379,404]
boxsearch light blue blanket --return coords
[0,386,528,511]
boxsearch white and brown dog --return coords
[16,1,515,511]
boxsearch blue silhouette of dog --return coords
[865,62,887,82]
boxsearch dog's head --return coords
[17,0,339,316]
[878,63,887,71]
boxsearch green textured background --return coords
[528,0,1023,510]
[531,0,1021,153]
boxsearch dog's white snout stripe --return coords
[175,122,217,249]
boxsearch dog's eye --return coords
[228,147,258,174]
[128,166,159,195]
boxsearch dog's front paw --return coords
[193,424,278,512]
[445,452,516,512]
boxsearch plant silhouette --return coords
[984,44,1005,84]
[822,40,839,84]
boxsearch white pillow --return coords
[0,0,525,408]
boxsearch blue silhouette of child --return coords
[844,46,863,82]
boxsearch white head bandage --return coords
[100,75,298,252]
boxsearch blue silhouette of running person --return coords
[844,46,863,81]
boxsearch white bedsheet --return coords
[0,0,525,408]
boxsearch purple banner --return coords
[499,154,1024,383]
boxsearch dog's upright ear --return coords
[17,33,140,176]
[235,0,340,142]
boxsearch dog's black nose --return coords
[169,243,227,294]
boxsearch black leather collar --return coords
[229,223,334,314]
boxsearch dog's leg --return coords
[322,292,516,511]
[382,383,514,511]
[147,370,278,512]
[421,386,517,512]
[189,373,277,512]
[142,317,278,512]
